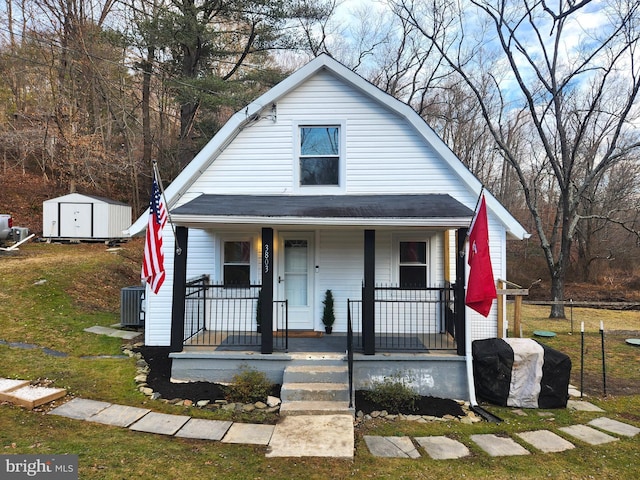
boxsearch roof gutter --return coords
[169,214,473,228]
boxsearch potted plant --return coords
[322,289,335,334]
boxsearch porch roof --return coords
[170,194,474,227]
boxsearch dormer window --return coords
[299,126,340,186]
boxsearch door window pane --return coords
[285,240,308,306]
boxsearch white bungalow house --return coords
[128,54,528,404]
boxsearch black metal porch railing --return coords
[183,278,288,351]
[347,301,354,409]
[347,284,458,353]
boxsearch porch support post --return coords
[455,228,468,356]
[261,227,274,354]
[170,226,189,352]
[363,229,375,355]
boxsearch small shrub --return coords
[322,289,335,328]
[363,375,420,413]
[225,366,273,404]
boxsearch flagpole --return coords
[152,161,182,255]
[463,184,488,409]
[465,185,485,241]
[459,186,485,259]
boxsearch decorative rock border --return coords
[123,343,282,415]
[355,400,483,426]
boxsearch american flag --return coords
[142,175,168,294]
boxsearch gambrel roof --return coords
[128,54,528,239]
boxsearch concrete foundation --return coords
[170,350,469,400]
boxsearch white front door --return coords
[279,232,315,330]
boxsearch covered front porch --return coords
[167,194,474,355]
[166,194,474,400]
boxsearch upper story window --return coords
[223,240,251,287]
[399,241,428,288]
[299,126,340,186]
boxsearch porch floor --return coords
[184,332,456,354]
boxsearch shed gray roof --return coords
[170,194,473,227]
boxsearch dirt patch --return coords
[577,372,640,397]
[137,346,466,417]
[354,391,465,417]
[136,346,230,402]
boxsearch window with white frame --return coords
[399,241,428,288]
[299,125,340,186]
[223,240,251,287]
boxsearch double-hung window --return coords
[223,240,251,287]
[299,126,340,186]
[399,241,428,288]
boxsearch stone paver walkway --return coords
[364,436,420,459]
[471,434,531,457]
[267,415,354,458]
[516,430,575,453]
[415,436,471,460]
[3,377,640,460]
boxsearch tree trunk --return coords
[177,102,198,169]
[548,208,574,319]
[142,46,154,166]
[549,272,565,318]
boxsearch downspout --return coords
[457,227,477,407]
[465,311,478,407]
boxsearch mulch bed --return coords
[136,346,465,416]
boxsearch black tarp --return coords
[472,338,571,409]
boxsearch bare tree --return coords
[393,0,640,317]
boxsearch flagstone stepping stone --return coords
[0,341,68,357]
[88,404,151,428]
[559,425,619,445]
[129,411,190,436]
[48,398,112,420]
[222,423,275,445]
[175,418,233,441]
[5,385,66,409]
[567,400,605,412]
[415,436,470,460]
[516,430,575,453]
[267,415,354,458]
[364,436,420,458]
[470,434,530,457]
[588,417,640,437]
[84,326,140,340]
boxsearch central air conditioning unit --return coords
[120,286,145,328]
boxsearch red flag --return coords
[466,195,497,317]
[142,175,167,294]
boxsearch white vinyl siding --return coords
[181,71,476,203]
[144,68,509,342]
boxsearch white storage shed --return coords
[43,193,132,241]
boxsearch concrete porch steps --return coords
[279,400,353,416]
[279,362,354,417]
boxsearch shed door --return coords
[60,203,92,238]
[279,233,315,330]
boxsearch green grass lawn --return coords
[1,242,640,479]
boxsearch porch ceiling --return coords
[170,194,474,228]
